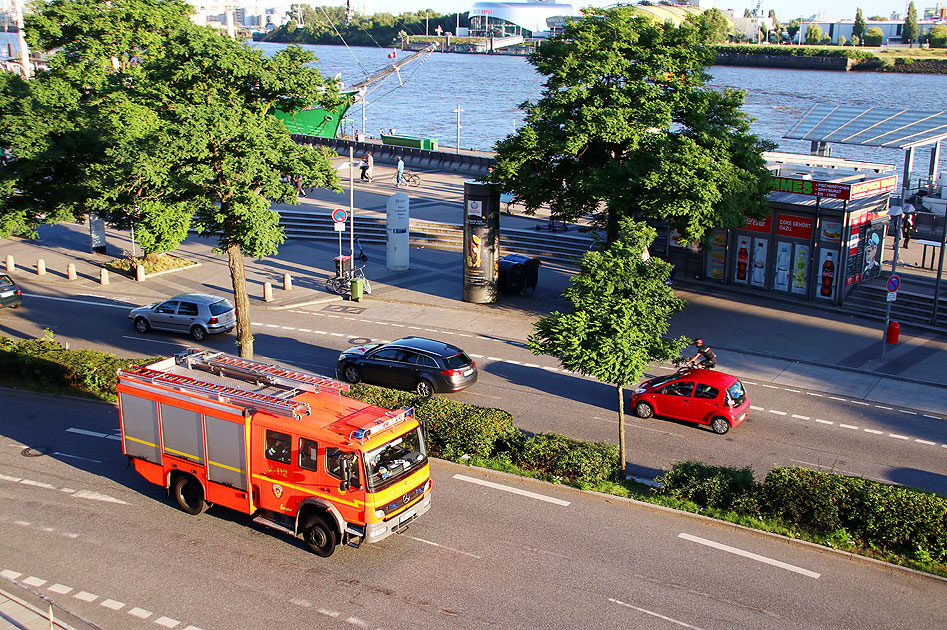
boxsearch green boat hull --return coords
[274,94,355,138]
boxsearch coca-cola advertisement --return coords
[750,238,768,288]
[733,235,751,285]
[816,247,839,300]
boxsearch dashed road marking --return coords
[828,396,847,402]
[66,428,107,438]
[839,424,859,430]
[916,439,936,446]
[486,357,502,361]
[768,410,787,416]
[807,392,824,397]
[318,609,341,618]
[851,401,869,406]
[782,388,801,393]
[453,473,570,506]
[889,434,910,440]
[155,616,180,628]
[816,419,834,425]
[875,405,893,410]
[75,591,98,602]
[678,533,820,578]
[409,536,482,558]
[48,584,73,595]
[758,384,779,389]
[899,410,918,415]
[864,429,883,435]
[345,617,369,627]
[750,405,764,411]
[609,598,705,629]
[23,576,46,587]
[101,599,125,610]
[924,414,942,419]
[128,607,152,619]
[791,414,809,420]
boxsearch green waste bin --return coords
[350,277,364,301]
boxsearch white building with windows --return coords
[468,1,580,38]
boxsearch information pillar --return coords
[462,180,500,303]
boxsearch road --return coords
[1,390,945,630]
[7,287,947,495]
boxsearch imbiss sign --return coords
[771,175,898,200]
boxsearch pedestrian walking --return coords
[396,155,406,188]
[902,212,914,248]
[293,174,307,197]
[360,151,374,182]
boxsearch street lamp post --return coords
[453,105,463,154]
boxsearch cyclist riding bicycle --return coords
[688,338,717,369]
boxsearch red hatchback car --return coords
[629,368,749,434]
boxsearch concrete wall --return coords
[714,54,854,71]
[290,135,494,178]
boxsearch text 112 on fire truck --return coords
[118,349,432,557]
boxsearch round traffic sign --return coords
[332,208,347,223]
[887,275,901,292]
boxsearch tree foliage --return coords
[930,24,947,48]
[853,8,866,42]
[0,1,344,358]
[864,26,884,46]
[805,23,824,45]
[264,8,468,46]
[528,220,687,470]
[491,9,773,247]
[694,8,731,45]
[904,2,919,44]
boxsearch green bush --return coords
[514,433,620,487]
[930,25,947,48]
[864,27,884,46]
[656,461,757,511]
[715,44,877,60]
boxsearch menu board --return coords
[706,230,727,281]
[845,226,864,286]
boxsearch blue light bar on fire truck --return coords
[351,407,414,441]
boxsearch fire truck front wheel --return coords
[173,475,207,515]
[302,514,337,557]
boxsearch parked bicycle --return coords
[325,265,372,296]
[391,171,421,188]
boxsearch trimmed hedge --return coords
[715,44,878,61]
[658,462,947,566]
[514,433,620,487]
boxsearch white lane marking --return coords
[791,414,810,420]
[828,396,847,402]
[468,353,484,358]
[851,401,869,406]
[75,591,99,602]
[816,419,834,425]
[750,405,764,411]
[13,521,30,526]
[66,427,107,438]
[0,474,23,482]
[524,363,539,368]
[453,474,570,506]
[330,332,344,337]
[899,410,917,415]
[505,360,521,365]
[390,323,404,327]
[442,331,455,335]
[768,410,788,416]
[21,479,55,489]
[280,326,295,331]
[345,617,369,628]
[486,357,503,361]
[542,366,559,371]
[409,536,482,558]
[71,490,127,504]
[889,434,910,440]
[758,383,779,389]
[359,319,372,323]
[407,326,421,330]
[0,570,22,580]
[864,429,883,435]
[264,324,279,328]
[155,616,180,628]
[23,576,46,587]
[678,533,820,579]
[424,329,438,332]
[121,336,184,347]
[128,607,152,619]
[312,330,327,335]
[25,294,132,309]
[807,392,823,397]
[916,439,936,446]
[459,333,472,337]
[326,314,340,319]
[839,424,859,430]
[742,380,757,385]
[318,609,341,618]
[48,584,73,595]
[101,599,125,610]
[54,452,103,464]
[290,599,312,608]
[875,405,892,410]
[782,388,801,393]
[924,414,942,419]
[609,599,705,629]
[298,328,311,333]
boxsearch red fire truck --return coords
[118,349,432,557]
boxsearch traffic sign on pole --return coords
[332,208,347,223]
[887,274,901,292]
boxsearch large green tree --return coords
[904,2,919,45]
[1,1,343,358]
[528,220,687,471]
[853,8,866,44]
[490,9,773,247]
[695,8,731,44]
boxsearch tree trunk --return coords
[616,383,626,480]
[227,241,253,358]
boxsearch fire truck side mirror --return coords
[339,452,358,492]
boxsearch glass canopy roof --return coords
[785,105,947,150]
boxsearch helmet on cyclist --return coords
[695,338,703,347]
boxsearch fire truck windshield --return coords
[364,427,427,491]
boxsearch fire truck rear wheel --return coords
[173,476,206,515]
[302,514,337,557]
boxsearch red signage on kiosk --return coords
[776,214,814,239]
[743,216,772,233]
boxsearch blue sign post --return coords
[887,275,901,293]
[882,274,902,358]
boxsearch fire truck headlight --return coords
[369,526,387,539]
[374,509,386,519]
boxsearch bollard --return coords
[67,263,77,280]
[135,264,145,282]
[36,259,46,275]
[263,282,274,302]
[283,273,293,291]
[5,254,13,272]
[99,267,109,285]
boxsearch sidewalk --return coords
[1,167,947,417]
[1,577,100,630]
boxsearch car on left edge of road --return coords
[629,367,749,434]
[337,336,477,397]
[0,274,22,310]
[129,293,236,341]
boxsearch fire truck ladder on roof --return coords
[120,366,312,420]
[176,350,350,395]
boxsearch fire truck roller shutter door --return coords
[160,404,204,463]
[205,415,248,491]
[119,393,162,464]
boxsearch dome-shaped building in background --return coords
[468,1,581,38]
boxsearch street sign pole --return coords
[349,146,355,261]
[881,273,901,358]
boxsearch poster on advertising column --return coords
[816,247,839,300]
[750,238,768,287]
[791,244,809,296]
[773,241,793,292]
[733,235,751,284]
[862,224,885,280]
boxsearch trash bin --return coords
[334,255,352,276]
[350,277,364,302]
[501,254,541,291]
[497,257,525,294]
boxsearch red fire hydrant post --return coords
[886,321,900,345]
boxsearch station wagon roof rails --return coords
[175,349,349,394]
[119,365,313,420]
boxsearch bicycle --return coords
[325,265,372,296]
[391,171,421,188]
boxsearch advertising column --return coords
[463,180,500,303]
[386,192,410,271]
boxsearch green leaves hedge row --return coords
[715,44,878,61]
[659,462,947,566]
